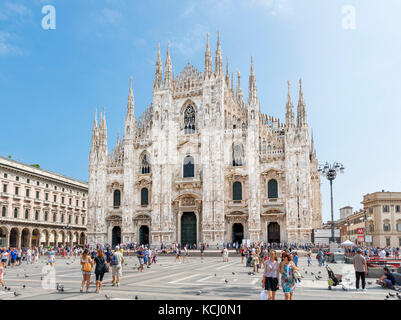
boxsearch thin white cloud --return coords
[248,0,292,16]
[1,2,32,22]
[0,31,27,56]
[92,8,123,25]
[170,24,210,59]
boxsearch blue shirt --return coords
[10,251,17,259]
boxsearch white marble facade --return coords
[87,34,322,247]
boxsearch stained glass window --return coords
[184,105,195,134]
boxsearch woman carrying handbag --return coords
[80,249,94,293]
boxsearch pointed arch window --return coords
[113,189,121,208]
[141,153,150,174]
[184,105,196,134]
[233,145,243,166]
[183,156,195,178]
[141,188,149,206]
[268,179,278,199]
[233,182,242,201]
[2,206,6,217]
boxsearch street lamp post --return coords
[62,223,72,247]
[318,162,345,244]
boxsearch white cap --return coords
[115,246,120,250]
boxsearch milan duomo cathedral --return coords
[87,33,322,247]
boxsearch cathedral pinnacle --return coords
[127,76,134,118]
[225,56,230,85]
[286,80,295,127]
[154,43,163,89]
[248,56,258,104]
[297,78,307,127]
[236,71,243,101]
[215,31,223,76]
[164,41,172,88]
[204,33,212,79]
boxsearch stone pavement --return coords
[0,254,396,300]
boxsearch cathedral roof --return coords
[175,63,203,84]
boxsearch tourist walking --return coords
[48,248,56,267]
[0,263,4,288]
[279,252,299,300]
[353,248,368,291]
[262,250,280,300]
[1,249,8,268]
[200,243,205,260]
[307,253,311,266]
[94,249,108,294]
[111,246,124,287]
[183,246,188,263]
[175,247,181,263]
[137,247,144,272]
[26,248,32,265]
[80,249,93,293]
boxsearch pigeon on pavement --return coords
[14,291,21,297]
[105,294,111,300]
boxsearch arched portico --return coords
[0,226,9,247]
[21,228,31,248]
[9,227,20,248]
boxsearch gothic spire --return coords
[285,80,295,127]
[297,78,307,127]
[154,43,163,89]
[311,129,315,152]
[90,108,99,151]
[215,31,223,76]
[248,56,258,104]
[124,77,135,139]
[164,41,172,88]
[101,107,107,149]
[231,72,234,93]
[204,33,212,79]
[127,76,134,118]
[225,57,230,85]
[236,71,243,101]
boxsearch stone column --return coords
[16,229,21,249]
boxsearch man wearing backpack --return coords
[111,246,124,287]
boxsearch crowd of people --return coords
[0,241,399,298]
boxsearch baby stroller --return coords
[326,265,342,290]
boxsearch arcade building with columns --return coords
[0,156,87,248]
[87,33,323,247]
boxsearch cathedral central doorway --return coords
[139,225,149,245]
[267,222,280,243]
[112,226,121,248]
[232,223,244,244]
[181,212,196,247]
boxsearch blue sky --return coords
[1,0,401,223]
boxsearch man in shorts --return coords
[111,246,124,287]
[137,247,145,272]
